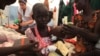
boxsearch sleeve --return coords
[18,7,22,15]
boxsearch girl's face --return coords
[19,2,26,10]
[35,14,50,26]
[32,3,50,26]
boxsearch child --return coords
[25,3,52,56]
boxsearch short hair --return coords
[32,3,49,18]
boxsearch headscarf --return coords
[19,0,27,4]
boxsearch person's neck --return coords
[36,24,48,31]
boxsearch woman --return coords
[62,0,100,56]
[4,0,34,34]
[17,0,34,34]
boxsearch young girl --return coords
[25,3,52,56]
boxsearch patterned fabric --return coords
[25,26,51,48]
[25,26,51,55]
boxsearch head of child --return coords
[32,3,51,28]
[18,0,27,10]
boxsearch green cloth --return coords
[14,19,20,24]
[62,0,74,22]
[58,0,74,25]
[90,0,100,10]
[58,0,65,25]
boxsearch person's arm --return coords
[19,13,34,26]
[0,42,37,55]
[63,25,100,44]
[20,19,34,26]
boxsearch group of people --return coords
[0,0,100,56]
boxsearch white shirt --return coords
[18,6,35,26]
[18,5,32,21]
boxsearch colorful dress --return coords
[25,26,51,55]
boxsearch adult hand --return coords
[62,24,82,36]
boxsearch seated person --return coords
[5,0,35,35]
[25,3,52,56]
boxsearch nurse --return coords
[17,0,34,34]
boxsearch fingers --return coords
[62,25,78,35]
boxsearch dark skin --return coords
[75,0,93,28]
[72,0,100,43]
[32,3,51,37]
[28,4,51,54]
[49,26,66,56]
[62,0,100,56]
[31,3,64,56]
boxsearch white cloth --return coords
[47,19,55,27]
[47,45,57,52]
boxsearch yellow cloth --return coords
[49,41,69,56]
[48,52,59,56]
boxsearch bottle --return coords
[64,16,68,25]
[62,16,68,25]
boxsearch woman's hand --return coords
[4,24,19,29]
[20,20,34,26]
[62,24,83,35]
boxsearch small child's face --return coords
[35,15,49,25]
[33,3,50,26]
[34,10,50,26]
